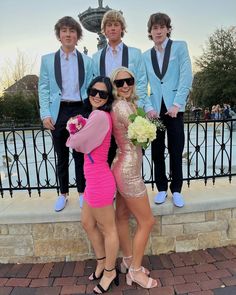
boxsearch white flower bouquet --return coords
[128,108,165,150]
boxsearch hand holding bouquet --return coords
[66,115,94,163]
[66,115,87,134]
[128,107,165,150]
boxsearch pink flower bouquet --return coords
[66,115,87,134]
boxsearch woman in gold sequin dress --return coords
[110,67,157,289]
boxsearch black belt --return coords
[60,100,83,106]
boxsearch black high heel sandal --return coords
[89,256,106,281]
[93,267,119,294]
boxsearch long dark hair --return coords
[84,76,114,115]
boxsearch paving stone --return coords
[3,247,236,295]
[199,250,216,263]
[169,253,185,267]
[16,264,33,278]
[0,287,13,295]
[61,261,76,277]
[5,278,31,287]
[0,279,8,287]
[161,275,185,286]
[191,250,207,265]
[207,249,227,262]
[38,263,54,279]
[213,285,236,295]
[50,262,65,277]
[194,263,217,273]
[179,252,196,266]
[149,255,164,270]
[221,275,236,286]
[174,282,201,294]
[27,264,44,278]
[159,254,175,269]
[207,269,232,279]
[123,289,149,295]
[184,272,209,283]
[189,291,214,295]
[30,278,54,287]
[60,284,86,294]
[0,265,13,277]
[217,247,236,260]
[172,266,196,276]
[73,261,85,277]
[149,286,175,295]
[5,264,22,277]
[151,269,173,279]
[199,279,223,291]
[10,287,37,295]
[34,286,61,295]
[53,276,76,286]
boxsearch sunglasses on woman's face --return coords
[114,77,135,88]
[89,88,108,99]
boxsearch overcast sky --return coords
[0,0,235,79]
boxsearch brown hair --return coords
[147,13,172,40]
[54,16,83,40]
[101,10,127,38]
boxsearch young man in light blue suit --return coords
[140,13,193,207]
[92,9,147,165]
[39,16,93,212]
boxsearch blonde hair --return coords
[110,67,138,103]
[101,10,127,37]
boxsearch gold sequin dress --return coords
[111,99,147,198]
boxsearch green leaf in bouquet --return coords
[136,107,146,117]
[129,114,137,122]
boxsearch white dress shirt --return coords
[155,37,169,72]
[105,42,123,77]
[60,48,81,101]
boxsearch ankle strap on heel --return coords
[123,255,132,259]
[97,256,106,261]
[129,267,142,272]
[104,267,116,272]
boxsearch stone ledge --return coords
[0,177,235,225]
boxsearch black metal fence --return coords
[0,118,236,197]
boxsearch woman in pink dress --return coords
[110,67,157,289]
[66,76,119,294]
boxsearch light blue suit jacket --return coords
[92,44,147,101]
[140,40,192,113]
[38,49,93,124]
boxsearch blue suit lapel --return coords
[162,39,172,78]
[100,46,107,76]
[76,49,84,91]
[151,47,161,80]
[54,50,62,91]
[122,44,129,68]
[151,39,173,80]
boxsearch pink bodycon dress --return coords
[66,110,116,208]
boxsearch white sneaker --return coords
[154,191,167,204]
[79,194,83,208]
[54,195,68,212]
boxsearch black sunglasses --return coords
[114,77,135,88]
[89,88,109,99]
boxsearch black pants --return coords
[151,101,185,193]
[51,102,86,194]
[107,135,117,167]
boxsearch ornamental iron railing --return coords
[0,118,236,197]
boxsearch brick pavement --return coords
[1,246,236,294]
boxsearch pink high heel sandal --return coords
[120,256,150,275]
[126,267,157,289]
